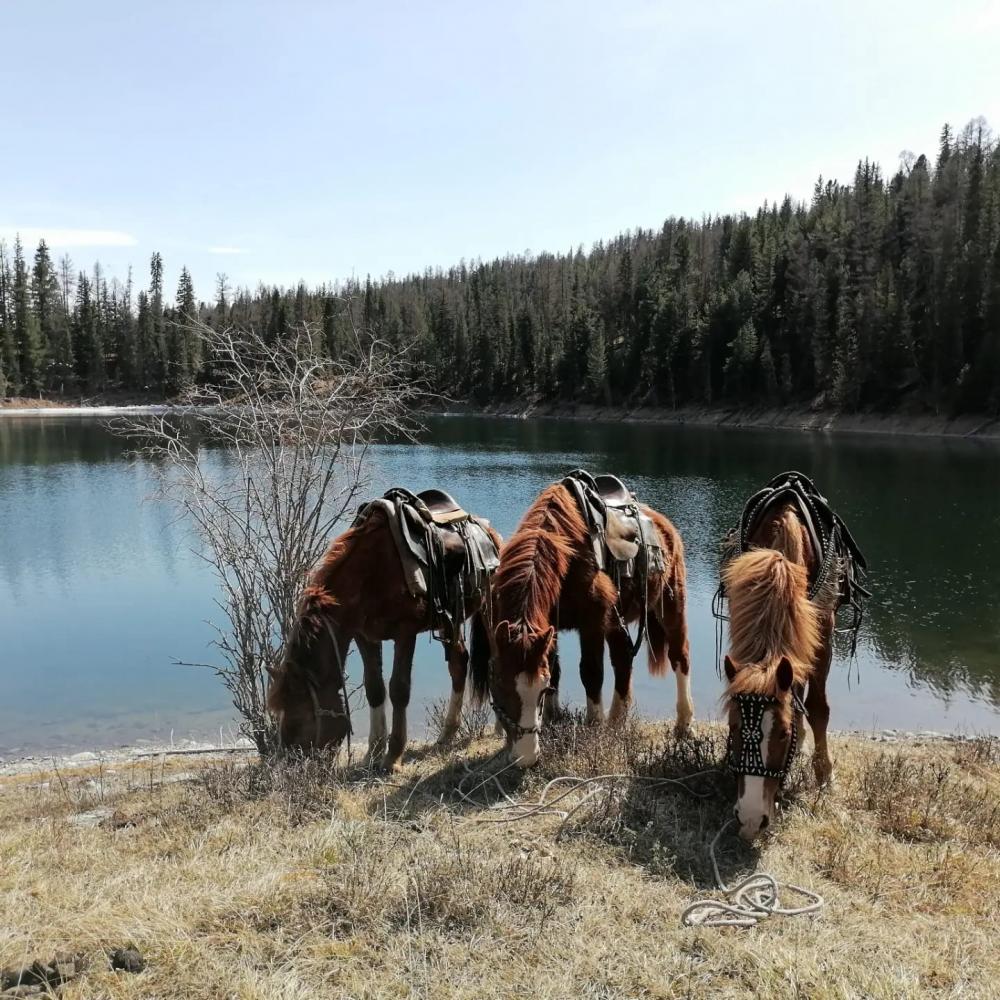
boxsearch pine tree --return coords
[167,266,199,391]
[0,241,19,394]
[723,319,758,400]
[72,272,105,391]
[13,237,45,393]
[32,240,73,391]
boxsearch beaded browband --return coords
[727,690,806,785]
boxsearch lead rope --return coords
[680,819,824,927]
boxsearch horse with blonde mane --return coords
[474,474,691,767]
[267,492,501,770]
[720,471,868,841]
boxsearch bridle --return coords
[302,671,348,743]
[727,689,807,786]
[488,656,554,742]
[276,619,352,749]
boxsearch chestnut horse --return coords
[721,505,837,841]
[267,506,501,771]
[474,480,691,767]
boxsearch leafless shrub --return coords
[425,698,493,744]
[117,314,423,754]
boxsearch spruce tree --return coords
[33,240,73,391]
[13,237,45,393]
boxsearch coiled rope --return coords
[680,818,824,927]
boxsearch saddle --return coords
[561,469,666,658]
[718,471,870,649]
[353,486,500,643]
[561,470,665,575]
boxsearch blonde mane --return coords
[723,539,819,697]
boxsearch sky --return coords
[2,0,999,300]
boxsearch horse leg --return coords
[438,641,468,745]
[806,617,835,785]
[579,626,606,724]
[356,636,386,763]
[606,628,634,725]
[383,631,417,772]
[543,640,562,723]
[664,602,693,736]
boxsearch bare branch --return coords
[115,314,426,753]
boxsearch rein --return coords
[727,689,807,786]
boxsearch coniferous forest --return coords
[2,121,1000,415]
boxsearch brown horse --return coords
[475,480,691,767]
[721,504,837,841]
[267,505,501,770]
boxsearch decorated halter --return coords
[727,690,807,785]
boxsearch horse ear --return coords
[531,626,556,658]
[776,656,794,692]
[723,655,737,682]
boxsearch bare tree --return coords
[119,314,421,753]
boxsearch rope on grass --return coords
[460,768,718,839]
[680,819,824,928]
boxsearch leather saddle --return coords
[562,469,643,568]
[353,486,500,640]
[592,474,633,508]
[417,488,469,525]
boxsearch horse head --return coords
[489,621,556,767]
[724,654,804,841]
[266,592,349,751]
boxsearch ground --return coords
[1,716,998,999]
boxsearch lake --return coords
[1,413,999,758]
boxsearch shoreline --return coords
[0,736,257,779]
[4,397,1000,439]
[0,725,985,780]
[443,400,1000,440]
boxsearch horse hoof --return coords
[381,754,403,773]
[436,726,459,746]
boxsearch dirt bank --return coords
[447,400,1000,440]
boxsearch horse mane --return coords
[723,537,819,698]
[267,513,379,712]
[495,483,587,638]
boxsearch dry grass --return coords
[1,718,999,999]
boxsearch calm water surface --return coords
[2,414,999,757]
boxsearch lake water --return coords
[2,414,999,758]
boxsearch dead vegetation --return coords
[1,719,998,999]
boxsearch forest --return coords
[2,120,999,414]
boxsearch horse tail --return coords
[468,605,492,704]
[646,609,669,677]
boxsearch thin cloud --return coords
[0,226,137,248]
[208,246,249,255]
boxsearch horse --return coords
[720,472,868,841]
[266,496,502,771]
[474,475,692,767]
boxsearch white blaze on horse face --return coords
[737,707,777,841]
[510,673,546,767]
